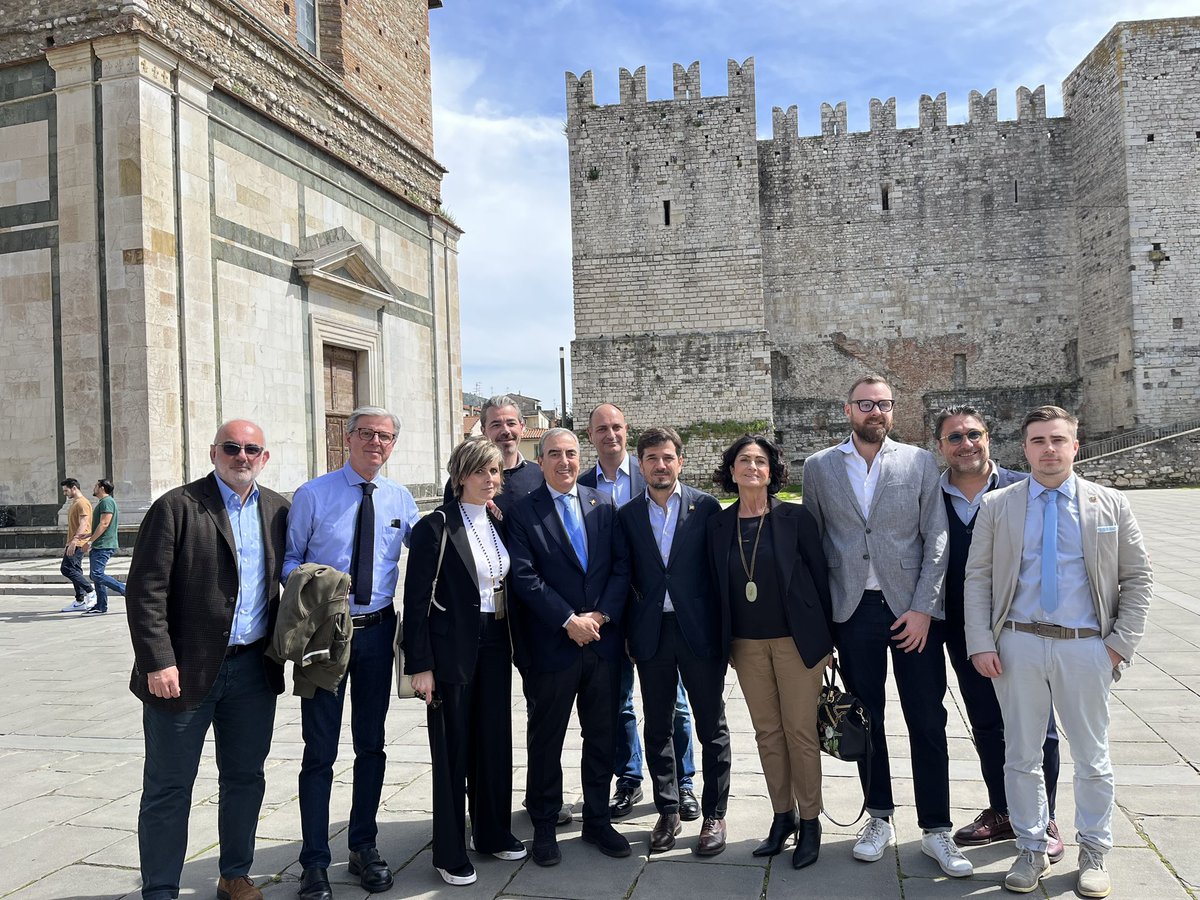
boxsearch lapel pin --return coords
[688,504,695,511]
[589,498,596,506]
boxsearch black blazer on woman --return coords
[401,501,509,685]
[708,497,834,668]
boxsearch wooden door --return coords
[323,345,359,472]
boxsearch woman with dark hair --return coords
[707,434,834,869]
[401,436,526,886]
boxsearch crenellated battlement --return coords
[768,85,1051,140]
[565,57,754,117]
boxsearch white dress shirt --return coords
[839,438,882,591]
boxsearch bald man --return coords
[125,420,290,900]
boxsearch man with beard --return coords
[934,406,1064,864]
[125,419,289,900]
[444,395,543,515]
[801,376,968,877]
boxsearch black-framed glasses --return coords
[216,441,264,458]
[852,399,895,413]
[352,428,396,444]
[942,429,986,445]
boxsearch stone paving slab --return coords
[0,489,1195,899]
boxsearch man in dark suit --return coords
[618,427,730,856]
[580,403,697,820]
[508,427,632,866]
[125,419,289,900]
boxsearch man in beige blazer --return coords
[964,406,1152,898]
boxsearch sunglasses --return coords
[217,441,265,458]
[851,399,894,413]
[942,429,986,445]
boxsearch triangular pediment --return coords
[294,230,398,308]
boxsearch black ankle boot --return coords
[752,810,799,857]
[792,816,821,869]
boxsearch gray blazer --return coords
[802,436,948,623]
[963,474,1153,674]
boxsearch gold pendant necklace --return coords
[737,504,769,602]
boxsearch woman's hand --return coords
[411,670,436,705]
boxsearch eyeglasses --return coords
[216,442,264,458]
[352,428,396,444]
[851,399,895,413]
[942,429,986,445]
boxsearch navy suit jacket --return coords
[578,454,645,499]
[619,484,723,660]
[507,482,630,674]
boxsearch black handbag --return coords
[817,657,873,826]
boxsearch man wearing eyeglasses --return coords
[284,406,420,900]
[125,419,290,900]
[933,406,1064,865]
[801,375,967,877]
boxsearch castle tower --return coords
[566,60,773,456]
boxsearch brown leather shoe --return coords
[650,812,682,853]
[695,816,727,857]
[1046,819,1065,864]
[216,875,263,900]
[953,808,1015,846]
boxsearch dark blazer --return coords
[578,454,646,497]
[401,501,509,684]
[619,484,723,660]
[125,473,289,709]
[708,498,834,668]
[507,482,630,674]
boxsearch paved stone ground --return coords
[0,490,1196,900]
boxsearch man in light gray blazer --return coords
[965,405,1152,898]
[802,375,968,877]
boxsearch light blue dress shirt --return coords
[1011,474,1098,629]
[593,455,632,507]
[214,475,268,647]
[646,482,682,612]
[939,462,1000,525]
[283,462,420,614]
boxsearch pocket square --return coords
[1096,524,1118,533]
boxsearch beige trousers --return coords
[731,637,828,818]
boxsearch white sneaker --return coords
[853,816,896,862]
[470,836,528,861]
[921,830,974,877]
[82,590,98,610]
[61,598,88,612]
[436,864,477,886]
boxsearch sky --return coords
[428,1,1194,413]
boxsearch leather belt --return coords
[352,606,396,630]
[226,637,265,657]
[1005,620,1100,640]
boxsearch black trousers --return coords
[944,606,1060,818]
[834,591,951,830]
[428,614,517,869]
[524,646,619,829]
[636,614,731,817]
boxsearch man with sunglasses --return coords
[934,407,1064,864]
[802,375,968,877]
[284,406,420,900]
[125,419,290,900]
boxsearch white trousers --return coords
[993,628,1115,853]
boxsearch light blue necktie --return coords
[1040,489,1059,612]
[557,494,589,569]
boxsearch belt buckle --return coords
[1033,621,1057,639]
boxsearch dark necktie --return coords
[351,482,376,606]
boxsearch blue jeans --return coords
[88,547,126,612]
[138,644,276,900]
[615,655,695,791]
[298,611,394,868]
[60,549,92,599]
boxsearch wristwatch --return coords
[600,612,611,625]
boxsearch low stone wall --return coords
[1077,432,1200,488]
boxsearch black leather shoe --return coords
[650,813,682,853]
[298,867,333,900]
[792,817,821,869]
[679,788,701,822]
[348,848,393,893]
[581,823,633,858]
[532,823,561,867]
[609,785,643,819]
[753,810,799,857]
